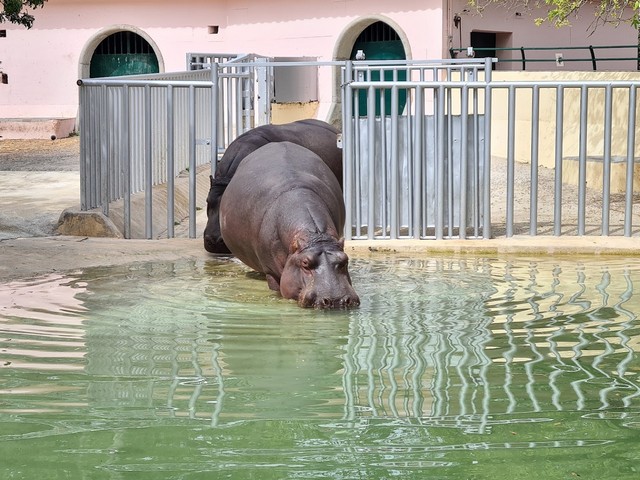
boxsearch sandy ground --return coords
[1,136,640,282]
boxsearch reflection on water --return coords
[2,255,640,478]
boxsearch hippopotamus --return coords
[219,141,359,309]
[204,119,343,254]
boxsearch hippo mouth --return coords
[299,293,361,309]
[203,236,232,254]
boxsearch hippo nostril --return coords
[345,295,360,307]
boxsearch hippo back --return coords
[204,119,343,254]
[216,119,342,185]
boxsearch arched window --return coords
[90,31,159,78]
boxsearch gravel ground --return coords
[490,157,640,237]
[0,137,81,240]
[0,136,80,171]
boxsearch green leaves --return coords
[0,0,48,29]
[468,0,640,31]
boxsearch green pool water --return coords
[1,255,640,479]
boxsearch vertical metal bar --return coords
[343,62,354,240]
[601,84,613,235]
[460,83,469,239]
[390,82,399,239]
[166,85,175,238]
[473,79,480,237]
[405,88,413,237]
[78,83,88,210]
[211,64,219,176]
[189,85,197,239]
[530,85,540,235]
[379,81,388,238]
[577,85,588,235]
[446,73,454,237]
[482,58,492,238]
[354,76,362,239]
[367,78,376,240]
[100,84,109,217]
[235,70,243,136]
[122,85,131,239]
[506,85,516,237]
[624,85,637,237]
[436,85,445,239]
[144,84,153,239]
[413,86,424,239]
[554,86,564,236]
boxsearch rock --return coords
[56,208,122,238]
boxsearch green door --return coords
[350,23,407,116]
[90,53,159,78]
[90,31,159,78]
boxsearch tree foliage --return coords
[1,0,48,29]
[470,0,640,31]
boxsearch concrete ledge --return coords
[0,118,77,140]
[2,235,640,283]
[345,236,640,257]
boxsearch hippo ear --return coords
[338,237,345,250]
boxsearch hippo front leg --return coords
[266,274,280,291]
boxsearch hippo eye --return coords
[334,253,348,271]
[301,255,317,271]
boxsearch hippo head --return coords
[203,175,232,254]
[279,234,360,309]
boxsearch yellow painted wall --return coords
[271,102,320,125]
[449,71,640,193]
[490,71,640,168]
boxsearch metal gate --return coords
[342,59,490,240]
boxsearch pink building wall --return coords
[449,0,638,70]
[0,0,637,138]
[1,0,445,137]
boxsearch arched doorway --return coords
[349,21,407,116]
[89,31,159,78]
[329,17,410,124]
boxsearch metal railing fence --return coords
[450,44,640,71]
[77,57,262,238]
[78,55,640,240]
[342,58,640,239]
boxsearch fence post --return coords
[482,57,493,239]
[166,84,175,239]
[211,64,219,176]
[189,85,197,239]
[255,57,272,126]
[342,61,354,241]
[554,86,564,236]
[100,84,109,217]
[123,85,131,239]
[624,85,637,237]
[144,84,153,239]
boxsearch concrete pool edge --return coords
[2,235,640,282]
